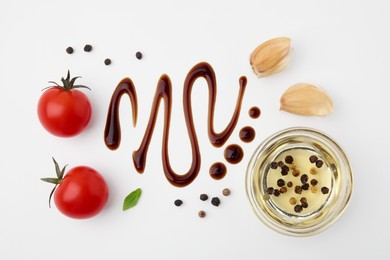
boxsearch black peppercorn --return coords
[270,162,278,169]
[287,181,293,188]
[300,174,308,184]
[277,161,284,168]
[211,197,221,207]
[316,160,324,168]
[277,179,285,187]
[174,199,183,206]
[295,186,302,194]
[301,202,308,208]
[281,165,289,176]
[104,58,111,65]
[302,183,309,190]
[310,179,318,186]
[200,194,208,201]
[321,187,329,194]
[285,155,293,164]
[294,205,303,213]
[309,155,318,163]
[273,190,281,197]
[66,47,74,54]
[267,187,274,195]
[300,197,307,203]
[84,44,93,52]
[135,51,143,60]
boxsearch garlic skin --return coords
[280,83,333,116]
[250,37,291,77]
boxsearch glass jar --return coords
[246,127,353,236]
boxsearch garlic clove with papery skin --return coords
[250,37,291,77]
[280,83,333,116]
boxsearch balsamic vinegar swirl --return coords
[104,78,138,149]
[104,62,247,187]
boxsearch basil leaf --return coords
[123,188,142,211]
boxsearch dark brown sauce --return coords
[104,62,246,187]
[209,162,227,180]
[239,126,256,143]
[224,144,244,164]
[249,106,261,119]
[104,78,138,150]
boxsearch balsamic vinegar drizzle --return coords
[209,162,227,180]
[104,78,138,149]
[104,62,247,187]
[224,144,244,164]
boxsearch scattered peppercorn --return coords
[311,186,318,193]
[281,165,289,175]
[300,197,307,204]
[66,47,74,54]
[285,155,293,164]
[321,187,329,194]
[301,202,308,208]
[270,162,278,169]
[277,179,285,187]
[211,197,221,207]
[104,58,111,65]
[280,187,287,194]
[294,205,303,213]
[174,199,183,206]
[198,210,206,218]
[289,197,297,205]
[310,167,317,175]
[200,194,208,201]
[273,190,281,197]
[309,155,318,163]
[316,160,324,168]
[267,187,274,195]
[222,188,231,196]
[277,161,284,168]
[302,183,309,190]
[310,179,318,186]
[287,181,293,188]
[300,174,309,184]
[295,185,302,194]
[292,169,300,177]
[84,44,93,52]
[135,51,143,60]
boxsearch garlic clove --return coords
[250,37,291,77]
[280,83,333,116]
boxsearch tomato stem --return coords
[41,158,67,208]
[44,70,91,91]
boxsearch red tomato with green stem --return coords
[41,158,109,219]
[37,71,92,137]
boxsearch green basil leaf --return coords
[123,188,142,211]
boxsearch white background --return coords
[1,0,389,259]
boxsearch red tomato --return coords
[54,166,109,219]
[42,159,109,219]
[37,71,92,137]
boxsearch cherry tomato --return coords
[42,158,109,219]
[37,71,92,137]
